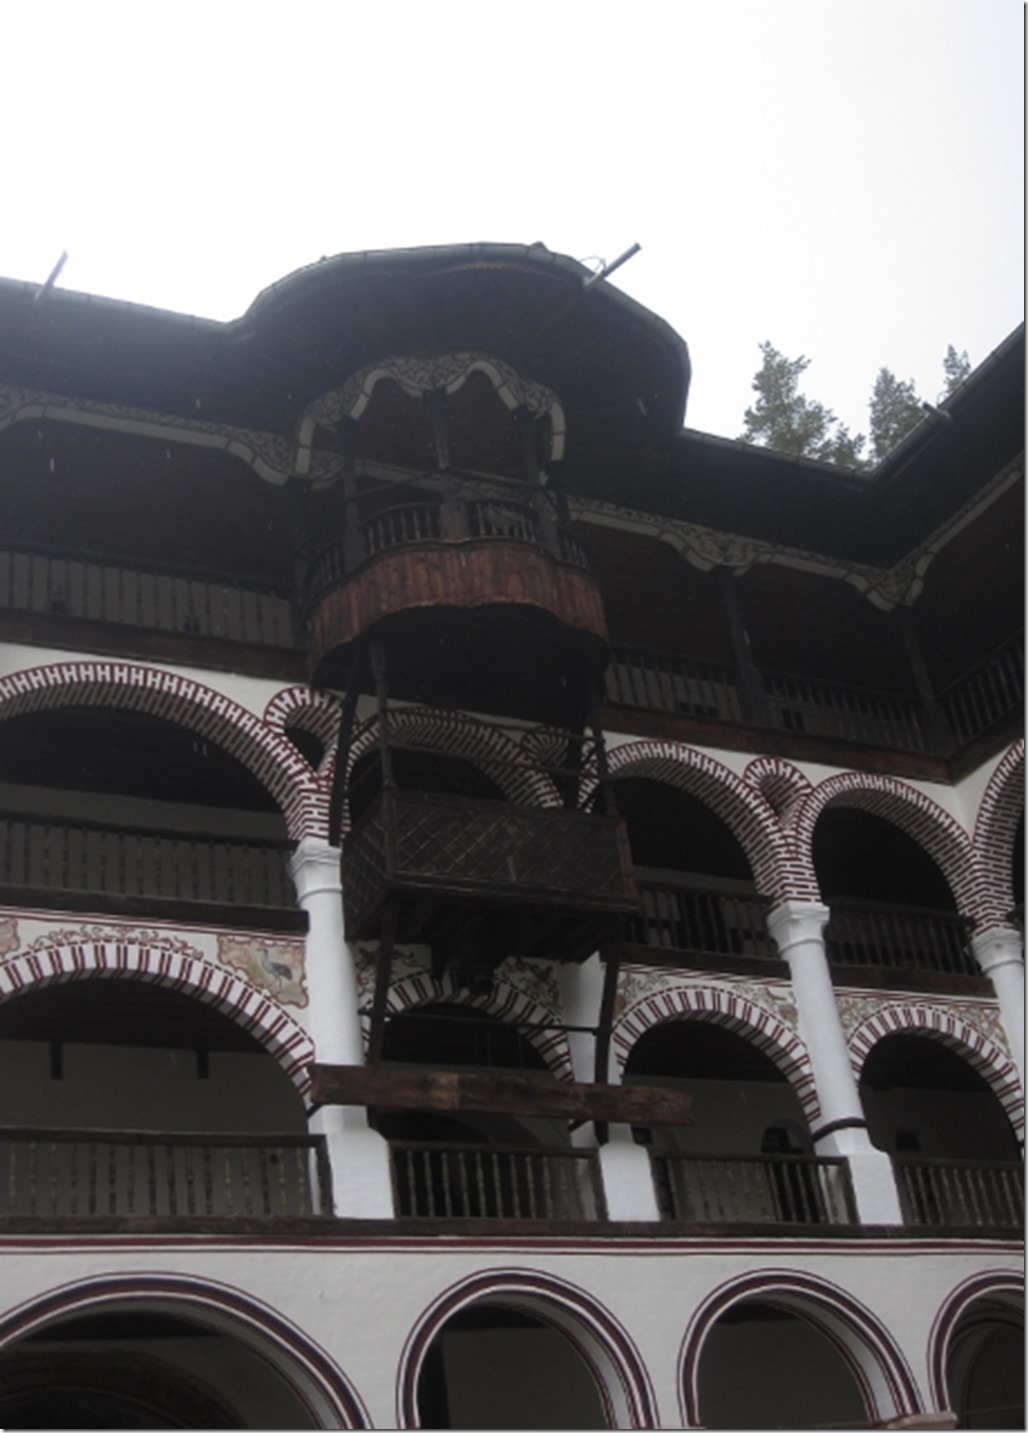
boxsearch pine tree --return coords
[869,368,924,462]
[942,344,971,395]
[740,342,866,467]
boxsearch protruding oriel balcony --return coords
[303,493,609,721]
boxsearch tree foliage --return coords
[740,342,865,467]
[869,368,922,463]
[942,344,971,395]
[741,342,973,468]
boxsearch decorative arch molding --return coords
[295,352,567,476]
[0,661,327,841]
[743,756,813,827]
[354,946,573,1080]
[601,741,794,901]
[611,982,818,1124]
[792,771,976,915]
[396,1268,658,1429]
[0,928,314,1093]
[344,708,561,828]
[264,686,342,778]
[974,741,1025,928]
[0,1273,370,1429]
[677,1269,923,1428]
[847,1006,1024,1142]
[927,1270,1024,1413]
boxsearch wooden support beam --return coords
[308,1063,694,1126]
[366,903,398,1066]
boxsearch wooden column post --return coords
[898,608,954,754]
[716,567,774,727]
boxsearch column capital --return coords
[289,836,343,900]
[970,925,1025,976]
[766,899,831,955]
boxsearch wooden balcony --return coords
[389,1141,604,1222]
[893,1156,1023,1232]
[0,1128,331,1222]
[0,813,305,930]
[303,497,609,705]
[824,901,982,989]
[625,882,779,972]
[343,788,637,959]
[651,1151,858,1227]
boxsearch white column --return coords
[767,900,904,1224]
[558,956,662,1223]
[971,926,1025,1093]
[289,837,392,1218]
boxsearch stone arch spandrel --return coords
[602,741,798,902]
[794,771,976,916]
[397,1268,658,1429]
[0,1273,369,1429]
[678,1269,922,1428]
[0,661,328,841]
[847,1004,1024,1143]
[612,978,818,1124]
[0,926,314,1093]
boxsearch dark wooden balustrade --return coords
[606,647,744,723]
[763,669,926,750]
[893,1156,1023,1230]
[343,788,637,943]
[652,1151,857,1226]
[304,496,586,609]
[0,813,302,928]
[0,1128,331,1220]
[825,901,978,978]
[0,545,293,647]
[938,634,1024,746]
[626,883,776,963]
[389,1141,604,1221]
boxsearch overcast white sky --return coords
[0,1,1021,440]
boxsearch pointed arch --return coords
[0,661,327,840]
[612,984,818,1124]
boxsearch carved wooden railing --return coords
[0,1129,331,1219]
[0,544,293,646]
[824,901,978,978]
[892,1156,1024,1230]
[626,883,776,962]
[389,1141,604,1221]
[343,789,636,939]
[651,1151,857,1226]
[0,814,300,925]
